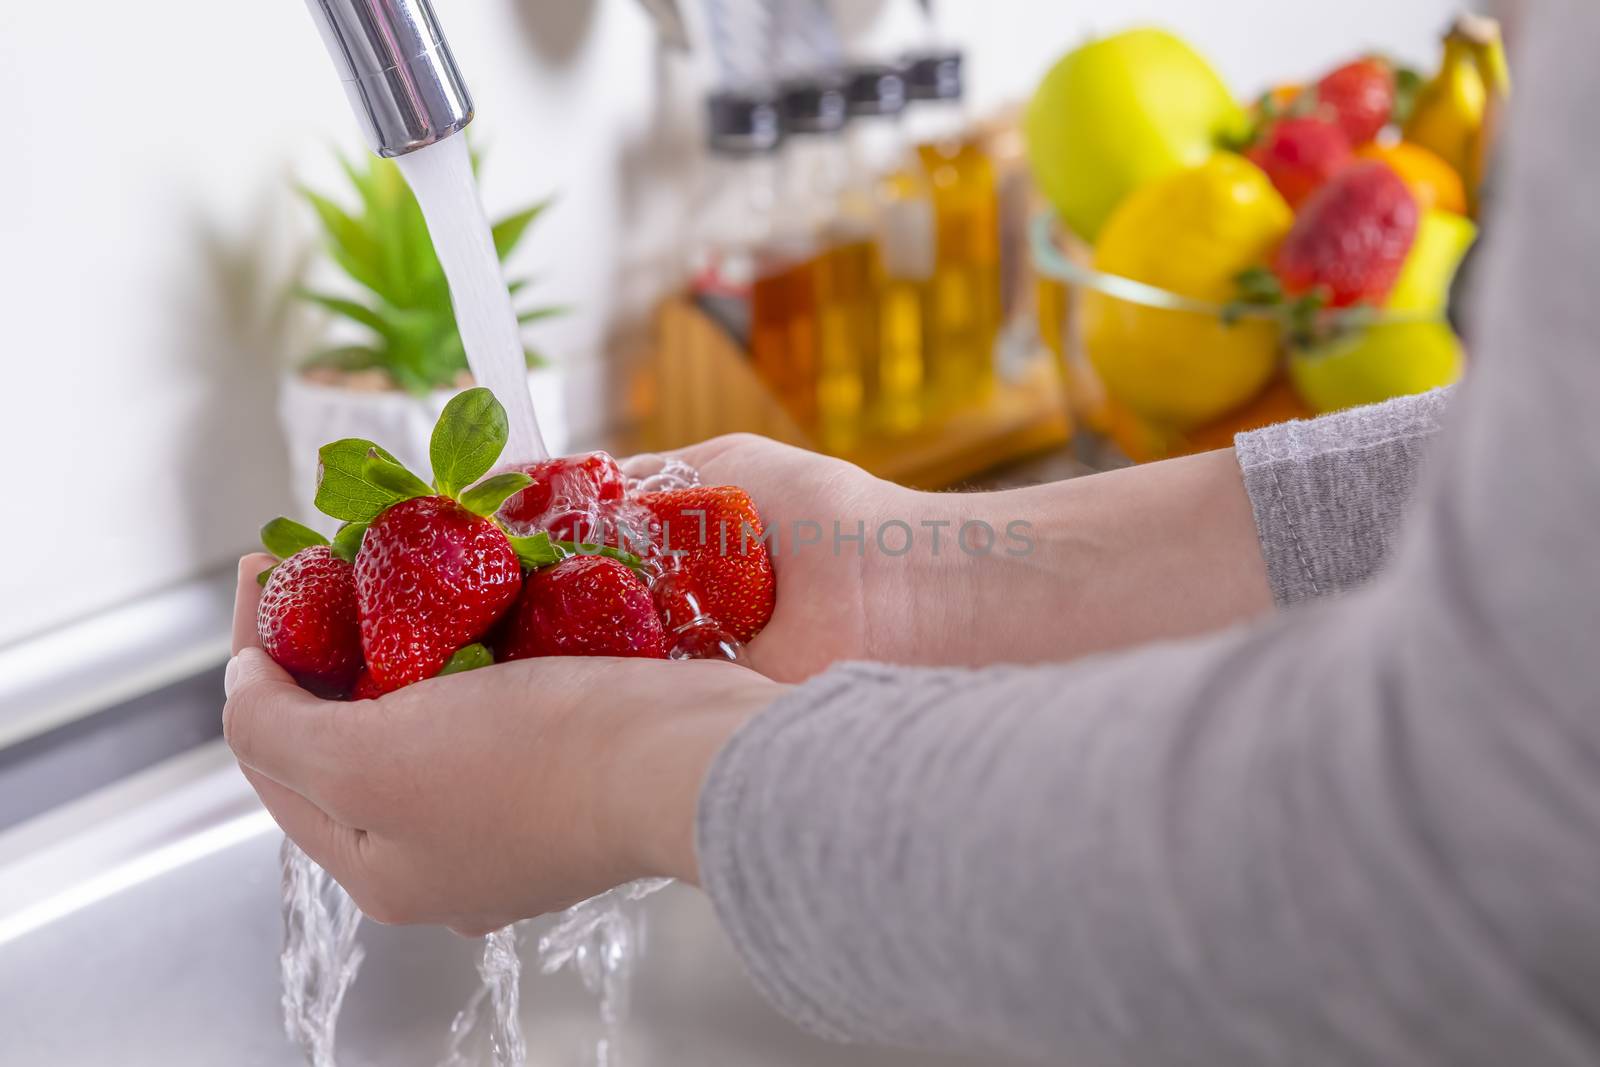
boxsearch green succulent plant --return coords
[296,151,564,395]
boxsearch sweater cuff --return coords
[1234,388,1451,606]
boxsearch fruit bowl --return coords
[1029,213,1459,463]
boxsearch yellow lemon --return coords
[1085,153,1292,428]
[1385,209,1478,315]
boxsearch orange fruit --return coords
[1355,141,1468,214]
[1251,83,1306,118]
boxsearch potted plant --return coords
[280,150,565,521]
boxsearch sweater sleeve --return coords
[695,3,1600,1064]
[1234,387,1451,606]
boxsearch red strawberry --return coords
[497,556,667,660]
[1272,161,1418,308]
[355,496,522,694]
[1247,117,1352,209]
[257,547,364,699]
[638,486,776,644]
[351,669,383,702]
[499,452,626,531]
[1315,58,1395,146]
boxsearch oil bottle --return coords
[904,50,1000,407]
[779,74,865,447]
[841,63,935,436]
[690,87,785,372]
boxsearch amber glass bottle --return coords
[690,88,788,399]
[904,51,1000,409]
[841,63,935,436]
[779,75,864,447]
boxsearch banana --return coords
[1404,14,1511,217]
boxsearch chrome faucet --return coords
[303,0,474,157]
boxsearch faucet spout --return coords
[303,0,474,157]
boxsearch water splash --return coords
[441,925,529,1067]
[279,839,365,1067]
[395,136,548,465]
[540,881,673,1066]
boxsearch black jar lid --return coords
[779,74,849,135]
[903,49,965,102]
[843,63,908,118]
[706,87,784,154]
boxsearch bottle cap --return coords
[903,50,965,103]
[843,64,908,119]
[779,75,849,135]
[706,88,783,154]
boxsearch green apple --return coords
[1290,321,1465,413]
[1025,29,1248,244]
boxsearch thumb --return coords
[223,645,293,701]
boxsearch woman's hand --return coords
[673,435,941,682]
[677,436,1274,674]
[225,555,783,935]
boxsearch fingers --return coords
[670,433,768,472]
[239,765,366,879]
[224,647,361,805]
[233,553,276,655]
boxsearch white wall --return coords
[0,0,1456,647]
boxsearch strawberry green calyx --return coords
[364,448,434,502]
[313,387,518,529]
[310,386,612,575]
[431,388,510,497]
[261,517,329,560]
[315,439,412,522]
[506,531,563,570]
[558,541,646,573]
[461,472,534,518]
[505,530,645,574]
[331,521,369,563]
[438,643,494,676]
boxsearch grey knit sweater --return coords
[695,3,1600,1064]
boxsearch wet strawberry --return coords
[257,546,363,699]
[499,452,626,531]
[1247,117,1352,209]
[639,486,776,644]
[1273,161,1418,308]
[1315,58,1395,145]
[497,555,667,660]
[351,668,384,702]
[355,495,523,694]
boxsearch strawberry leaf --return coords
[315,438,406,522]
[363,448,434,502]
[506,531,563,570]
[431,387,509,498]
[331,521,369,563]
[256,564,278,588]
[438,643,495,676]
[261,517,329,560]
[556,541,647,574]
[460,472,534,518]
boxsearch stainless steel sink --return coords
[0,743,975,1066]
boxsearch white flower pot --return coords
[278,367,569,529]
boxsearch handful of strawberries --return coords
[256,388,776,699]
